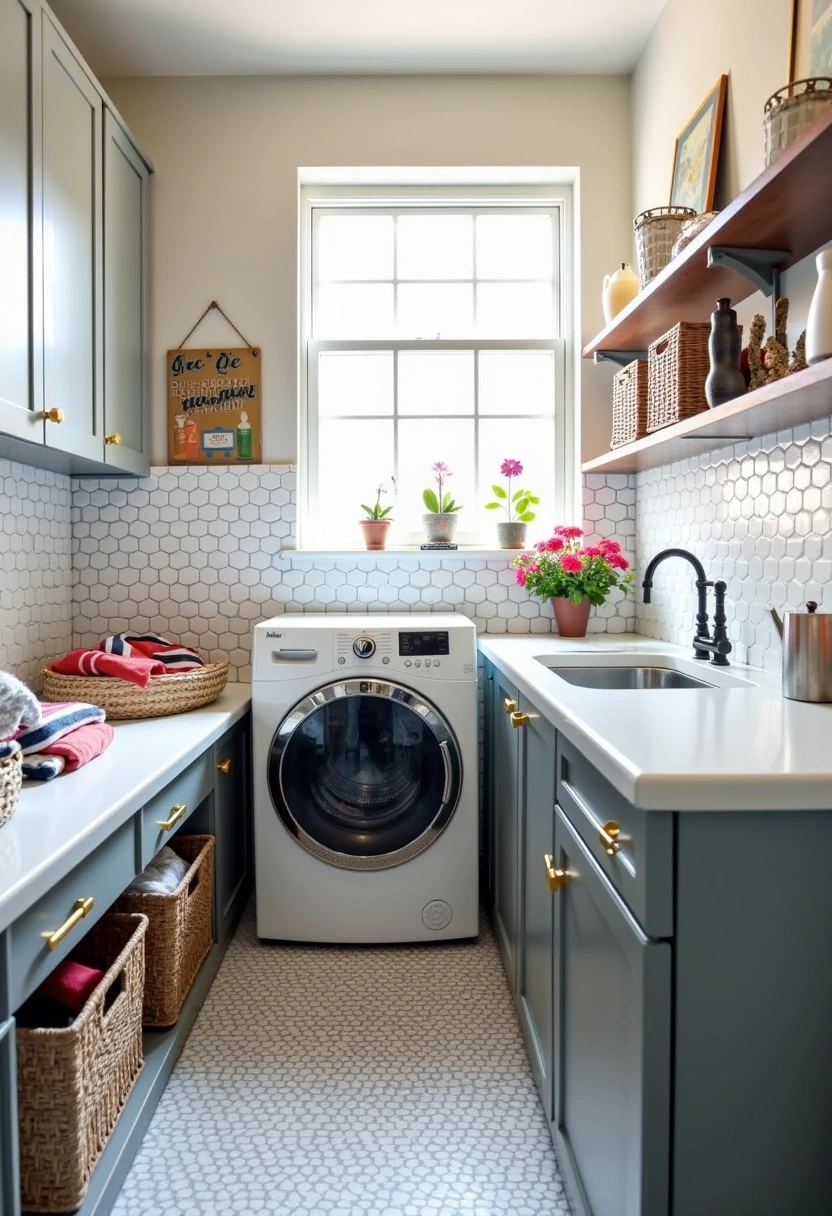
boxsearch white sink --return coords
[534,652,756,691]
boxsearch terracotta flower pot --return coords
[551,596,591,637]
[359,519,392,550]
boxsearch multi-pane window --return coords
[302,192,569,548]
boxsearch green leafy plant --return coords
[515,527,634,606]
[361,484,393,521]
[484,459,539,522]
[422,462,462,514]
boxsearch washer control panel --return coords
[332,627,473,678]
[352,636,376,659]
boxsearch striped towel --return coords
[49,649,165,689]
[9,702,106,754]
[98,633,204,673]
[0,740,21,761]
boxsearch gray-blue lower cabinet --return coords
[491,666,520,991]
[517,703,555,1120]
[552,806,671,1216]
[0,1018,21,1216]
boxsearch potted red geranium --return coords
[514,526,633,636]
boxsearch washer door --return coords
[268,679,463,870]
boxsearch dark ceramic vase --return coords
[705,297,747,408]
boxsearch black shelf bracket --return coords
[593,350,648,368]
[707,246,791,333]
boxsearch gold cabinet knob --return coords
[156,803,188,832]
[105,433,122,445]
[544,855,572,893]
[503,698,517,714]
[599,820,621,855]
[217,758,232,774]
[510,710,529,728]
[43,408,64,423]
[41,896,94,950]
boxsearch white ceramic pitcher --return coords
[602,263,640,326]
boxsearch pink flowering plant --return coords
[514,526,634,605]
[485,459,539,522]
[423,461,462,513]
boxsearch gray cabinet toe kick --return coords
[482,650,832,1216]
[0,711,251,1216]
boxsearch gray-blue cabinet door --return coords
[0,0,42,446]
[481,661,495,907]
[41,14,103,461]
[214,721,252,944]
[103,109,149,475]
[0,1016,21,1216]
[491,666,520,992]
[553,805,671,1216]
[518,705,555,1119]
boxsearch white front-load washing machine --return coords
[252,613,479,943]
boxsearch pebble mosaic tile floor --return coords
[112,906,568,1216]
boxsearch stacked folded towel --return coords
[48,633,205,689]
[127,845,189,894]
[0,671,41,739]
[2,698,114,782]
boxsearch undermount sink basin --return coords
[546,665,714,690]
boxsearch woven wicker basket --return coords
[40,661,229,720]
[17,912,148,1214]
[114,835,214,1027]
[0,748,22,828]
[647,322,711,433]
[611,359,649,448]
[634,206,697,287]
[764,78,832,166]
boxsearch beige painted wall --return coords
[104,75,632,465]
[632,0,823,342]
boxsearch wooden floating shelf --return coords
[582,359,832,475]
[583,106,832,359]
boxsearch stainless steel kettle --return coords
[769,601,832,702]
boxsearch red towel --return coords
[39,960,105,1013]
[49,649,165,689]
[41,721,114,771]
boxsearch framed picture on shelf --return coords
[669,75,728,215]
[790,0,832,80]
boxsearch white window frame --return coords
[298,181,576,550]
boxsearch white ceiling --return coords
[47,0,666,77]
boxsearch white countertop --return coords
[478,635,832,812]
[0,683,251,932]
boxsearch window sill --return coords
[283,547,523,561]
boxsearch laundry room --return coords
[3,0,832,1213]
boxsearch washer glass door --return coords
[268,679,462,869]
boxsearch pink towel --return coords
[49,649,165,689]
[40,721,114,772]
[39,960,105,1013]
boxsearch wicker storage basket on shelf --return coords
[0,748,22,828]
[764,78,832,166]
[611,359,649,448]
[16,912,148,1214]
[40,661,229,720]
[647,322,712,433]
[114,835,214,1028]
[633,206,697,287]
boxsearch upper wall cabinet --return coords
[0,0,152,477]
[103,110,150,474]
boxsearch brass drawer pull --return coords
[544,855,572,893]
[41,897,94,950]
[42,407,64,423]
[104,432,122,445]
[510,711,529,728]
[599,820,621,855]
[156,803,188,832]
[503,698,517,714]
[217,758,232,774]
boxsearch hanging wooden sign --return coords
[167,346,261,464]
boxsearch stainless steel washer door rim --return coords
[268,679,464,871]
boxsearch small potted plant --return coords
[485,459,539,549]
[514,526,634,637]
[422,461,462,544]
[359,485,393,550]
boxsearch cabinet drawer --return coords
[8,821,134,1012]
[556,735,673,939]
[141,753,212,867]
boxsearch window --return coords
[300,183,573,549]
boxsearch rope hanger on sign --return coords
[177,301,258,356]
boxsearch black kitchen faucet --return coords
[641,548,732,666]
